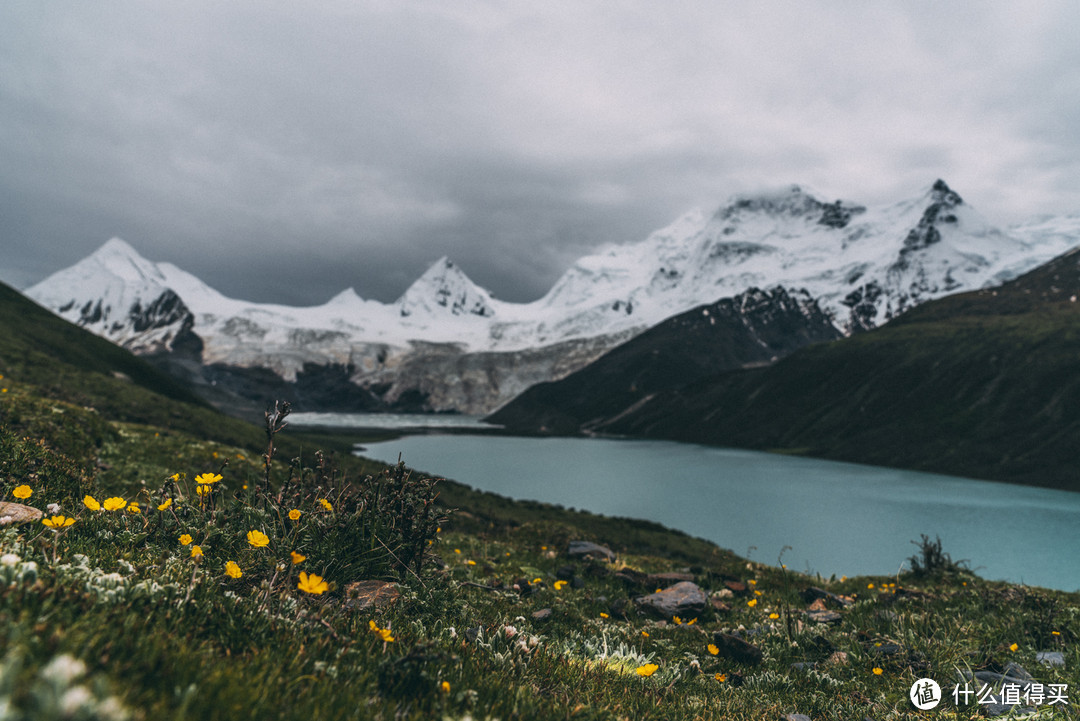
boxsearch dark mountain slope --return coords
[0,281,354,457]
[488,287,842,434]
[594,248,1080,490]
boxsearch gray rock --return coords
[566,541,616,562]
[0,502,43,524]
[1036,651,1065,668]
[783,714,812,721]
[531,608,553,621]
[710,632,764,665]
[635,581,706,619]
[806,609,842,625]
[342,580,400,611]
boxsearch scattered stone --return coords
[801,586,853,608]
[709,595,731,613]
[807,598,828,611]
[710,632,764,665]
[647,571,695,588]
[464,627,481,642]
[531,608,553,622]
[566,541,615,562]
[715,588,735,599]
[723,580,747,594]
[1036,651,1065,668]
[555,565,576,580]
[0,502,42,524]
[614,568,648,588]
[570,576,586,589]
[823,651,849,666]
[635,581,706,619]
[805,609,842,625]
[783,714,812,721]
[342,581,400,611]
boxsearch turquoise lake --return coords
[353,433,1080,591]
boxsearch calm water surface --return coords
[357,434,1080,591]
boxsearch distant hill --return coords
[502,248,1080,491]
[488,286,842,434]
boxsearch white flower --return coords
[503,625,517,638]
[59,685,93,716]
[42,654,87,685]
[47,503,62,515]
[0,553,20,567]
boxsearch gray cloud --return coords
[2,0,1079,304]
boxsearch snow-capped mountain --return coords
[24,180,1078,414]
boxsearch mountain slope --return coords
[24,181,1077,414]
[488,287,842,434]
[589,248,1080,491]
[0,281,359,459]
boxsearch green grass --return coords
[0,281,1077,719]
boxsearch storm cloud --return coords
[3,1,1079,304]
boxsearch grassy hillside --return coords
[582,249,1080,491]
[489,288,840,435]
[0,281,1077,720]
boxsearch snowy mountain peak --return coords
[83,237,166,286]
[396,257,496,319]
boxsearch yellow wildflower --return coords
[467,560,476,566]
[318,498,332,512]
[169,473,180,481]
[191,545,203,558]
[747,599,757,607]
[246,530,270,548]
[553,580,567,590]
[297,571,328,595]
[103,497,127,511]
[641,631,649,637]
[157,498,172,511]
[1009,643,1018,652]
[179,534,193,545]
[440,681,450,693]
[288,509,301,521]
[83,495,101,511]
[872,667,883,675]
[196,485,212,497]
[708,644,719,656]
[769,612,780,620]
[12,485,31,500]
[225,561,242,579]
[673,616,682,625]
[194,473,222,485]
[42,515,76,529]
[368,620,395,642]
[636,663,659,677]
[748,579,757,585]
[867,583,875,590]
[290,551,306,565]
[127,503,141,514]
[687,618,697,625]
[715,673,726,682]
[600,612,609,619]
[531,577,542,585]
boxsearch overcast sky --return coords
[3,1,1079,305]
